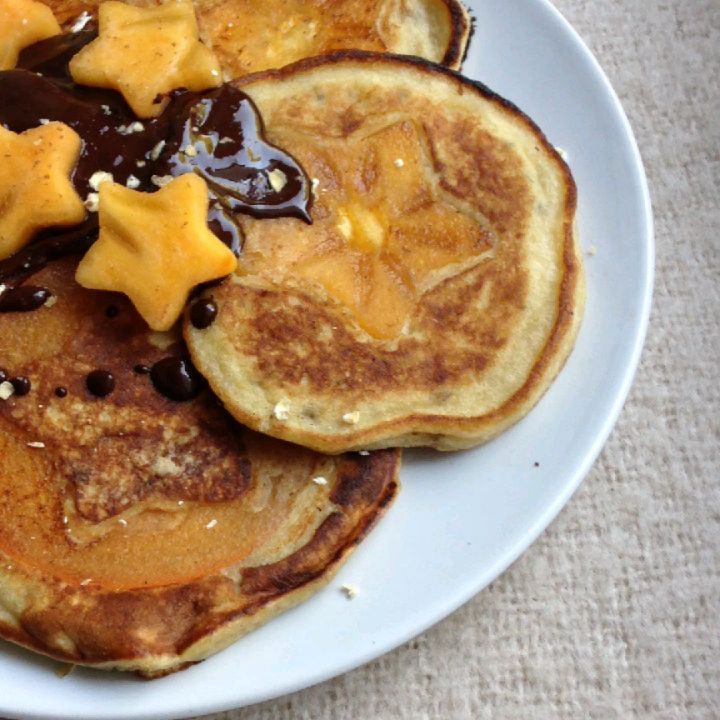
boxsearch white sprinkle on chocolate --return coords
[84,192,99,212]
[126,174,141,189]
[100,104,112,116]
[136,159,146,168]
[27,441,45,449]
[358,450,370,456]
[342,411,360,425]
[148,140,166,160]
[70,11,92,33]
[340,583,358,599]
[0,382,15,401]
[117,121,144,135]
[88,170,113,191]
[205,519,218,529]
[39,118,50,125]
[151,174,173,188]
[267,168,287,192]
[273,400,290,421]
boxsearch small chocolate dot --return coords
[105,305,119,318]
[190,298,218,329]
[86,369,115,397]
[54,386,68,398]
[133,363,150,374]
[10,376,31,396]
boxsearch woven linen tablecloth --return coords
[200,1,719,718]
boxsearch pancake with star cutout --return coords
[40,0,472,76]
[185,53,585,453]
[0,259,399,677]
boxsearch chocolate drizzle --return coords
[0,31,312,292]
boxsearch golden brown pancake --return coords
[41,0,472,75]
[185,52,585,454]
[0,260,399,676]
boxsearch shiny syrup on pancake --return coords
[0,29,311,300]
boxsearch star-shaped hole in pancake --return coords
[0,0,61,70]
[69,0,222,118]
[236,120,495,339]
[75,174,238,331]
[0,122,85,261]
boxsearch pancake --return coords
[41,0,472,75]
[185,52,585,454]
[0,259,399,676]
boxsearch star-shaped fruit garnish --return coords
[75,174,238,331]
[69,0,222,118]
[236,121,495,339]
[0,122,85,261]
[0,0,61,70]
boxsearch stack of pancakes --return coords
[0,0,583,676]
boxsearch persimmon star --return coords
[75,174,238,331]
[69,0,222,118]
[0,122,85,260]
[0,0,61,70]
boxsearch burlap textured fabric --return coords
[202,1,719,718]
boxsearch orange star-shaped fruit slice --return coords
[69,0,222,118]
[0,0,61,70]
[0,122,85,261]
[75,174,238,331]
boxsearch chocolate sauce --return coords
[156,85,312,228]
[133,364,150,375]
[0,33,311,292]
[0,286,51,312]
[105,305,119,318]
[10,377,31,396]
[150,357,205,402]
[54,386,68,398]
[86,369,115,397]
[190,298,218,329]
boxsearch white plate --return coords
[0,1,653,717]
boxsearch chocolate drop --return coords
[190,298,218,329]
[149,357,205,402]
[0,286,51,312]
[86,369,115,397]
[10,376,31,396]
